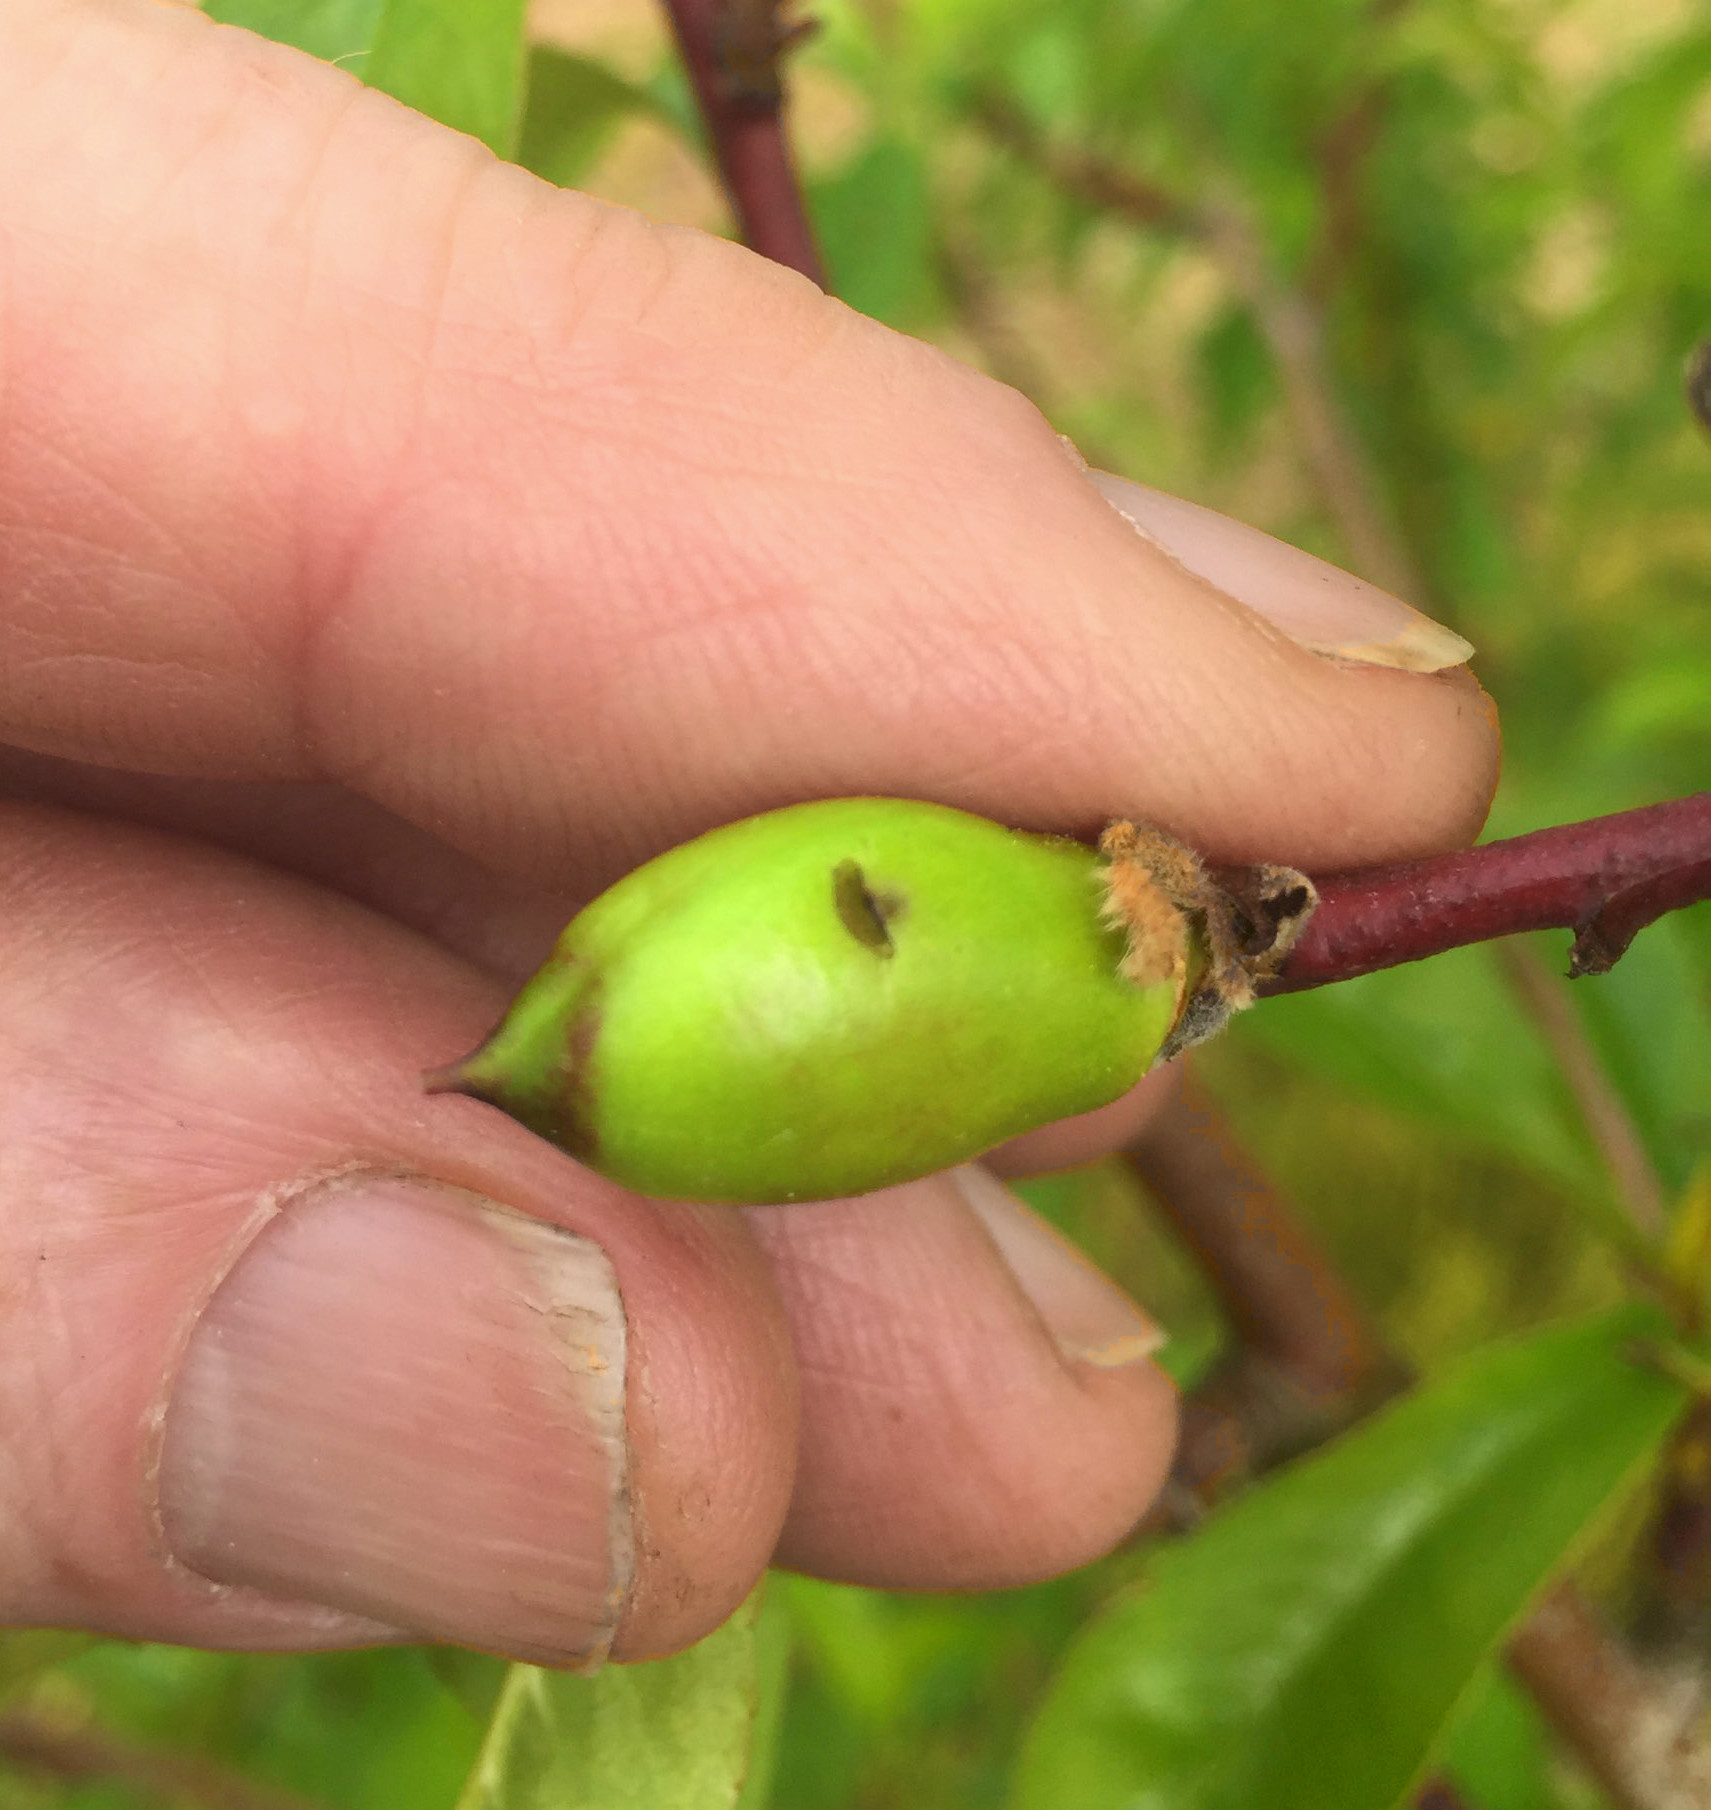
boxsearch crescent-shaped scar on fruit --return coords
[424,798,1316,1204]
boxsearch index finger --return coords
[0,0,1497,891]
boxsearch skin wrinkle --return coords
[760,1218,1048,1392]
[247,70,372,267]
[0,754,580,980]
[8,427,198,565]
[286,171,497,785]
[285,192,780,806]
[98,54,264,272]
[6,1194,174,1618]
[2,4,1500,871]
[541,194,697,369]
[2,1234,66,1607]
[2,284,283,768]
[209,95,374,650]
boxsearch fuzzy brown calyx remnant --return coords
[1098,822,1318,1061]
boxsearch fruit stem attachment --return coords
[1098,822,1317,1058]
[420,1062,478,1098]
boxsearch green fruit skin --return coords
[443,798,1178,1204]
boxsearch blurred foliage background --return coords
[4,0,1707,1805]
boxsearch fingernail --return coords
[953,1165,1166,1368]
[1085,469,1475,673]
[159,1177,630,1667]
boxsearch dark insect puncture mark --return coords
[832,859,902,956]
[1687,338,1711,439]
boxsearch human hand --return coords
[0,0,1497,1667]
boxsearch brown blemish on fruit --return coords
[422,982,606,1163]
[534,994,604,1163]
[833,859,903,957]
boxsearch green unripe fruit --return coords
[427,798,1185,1204]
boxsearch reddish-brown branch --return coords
[1642,1401,1711,1674]
[1687,341,1711,439]
[1303,0,1414,300]
[971,92,1188,231]
[1494,942,1667,1239]
[1413,1784,1480,1810]
[1510,1590,1711,1810]
[1127,1075,1391,1397]
[1262,794,1711,992]
[657,0,825,284]
[1196,200,1431,602]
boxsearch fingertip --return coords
[605,1202,800,1660]
[751,1174,1179,1591]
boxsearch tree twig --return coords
[1413,1782,1482,1810]
[970,92,1189,231]
[969,96,1428,601]
[0,1706,327,1810]
[657,0,824,283]
[1686,340,1711,439]
[1510,1589,1711,1810]
[1127,1074,1394,1398]
[935,233,1064,427]
[1302,0,1415,300]
[1195,197,1430,602]
[1493,941,1667,1240]
[1260,793,1711,993]
[1643,1400,1711,1675]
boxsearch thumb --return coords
[1,0,1497,892]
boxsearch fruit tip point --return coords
[422,1058,480,1099]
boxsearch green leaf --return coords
[810,138,944,329]
[1013,1306,1689,1810]
[203,0,384,69]
[426,1645,509,1724]
[517,48,663,192]
[736,1584,792,1810]
[457,1585,774,1810]
[1194,302,1277,460]
[364,0,530,156]
[1438,1663,1556,1810]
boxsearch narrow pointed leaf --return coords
[1014,1307,1689,1810]
[457,1586,772,1810]
[1437,1664,1555,1810]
